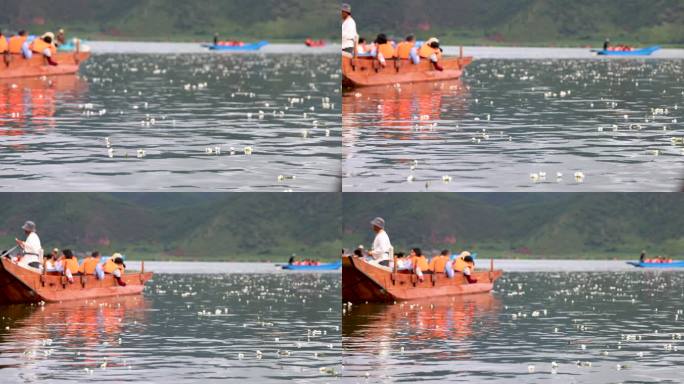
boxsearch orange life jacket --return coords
[30,38,56,56]
[8,35,27,54]
[79,257,100,274]
[63,257,80,274]
[414,255,429,271]
[377,43,395,59]
[103,259,124,274]
[429,255,449,273]
[0,37,8,53]
[453,256,474,272]
[395,41,414,59]
[419,43,442,59]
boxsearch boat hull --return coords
[342,255,502,303]
[0,52,90,79]
[342,55,472,88]
[596,46,660,56]
[626,261,684,268]
[282,261,341,271]
[0,258,152,305]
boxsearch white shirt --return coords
[18,232,42,269]
[371,230,392,261]
[23,232,43,256]
[342,16,358,50]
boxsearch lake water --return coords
[0,43,341,192]
[343,48,684,192]
[0,270,341,383]
[343,270,684,383]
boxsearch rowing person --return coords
[0,31,8,54]
[419,37,444,71]
[60,249,79,283]
[396,34,419,64]
[80,251,104,279]
[410,248,429,281]
[29,33,58,65]
[7,30,29,57]
[341,3,358,56]
[429,249,450,274]
[104,253,127,286]
[452,251,477,283]
[14,221,43,270]
[368,217,392,266]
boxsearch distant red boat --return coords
[0,52,90,79]
[305,39,326,48]
[342,255,502,303]
[0,257,153,305]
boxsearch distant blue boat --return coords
[281,261,341,271]
[58,40,88,52]
[596,46,661,56]
[627,260,684,268]
[206,41,269,52]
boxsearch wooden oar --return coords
[1,245,18,259]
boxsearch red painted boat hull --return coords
[342,255,502,303]
[0,258,152,305]
[342,55,473,88]
[0,52,90,79]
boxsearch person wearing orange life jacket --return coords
[396,34,420,64]
[0,32,8,54]
[60,249,79,283]
[30,33,58,65]
[452,251,477,283]
[104,253,127,286]
[419,37,444,71]
[429,249,450,274]
[409,248,429,281]
[8,30,28,55]
[373,33,395,67]
[79,251,105,279]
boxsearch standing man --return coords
[368,217,392,266]
[341,3,358,56]
[15,221,43,270]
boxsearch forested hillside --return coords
[344,194,684,258]
[347,0,684,45]
[0,194,341,261]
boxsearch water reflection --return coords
[343,271,684,383]
[0,76,88,135]
[344,59,684,192]
[0,273,341,383]
[343,80,469,145]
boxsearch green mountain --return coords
[347,0,684,46]
[0,193,341,261]
[0,0,338,41]
[343,193,684,259]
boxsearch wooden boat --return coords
[206,40,269,52]
[282,260,341,271]
[0,52,90,79]
[595,46,660,56]
[0,257,153,305]
[626,260,684,268]
[342,53,473,88]
[342,255,502,303]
